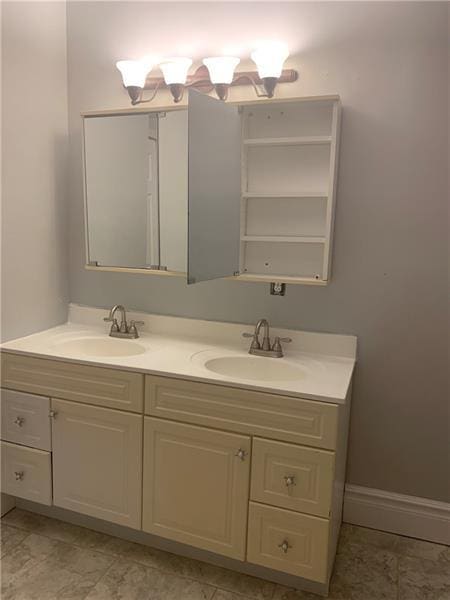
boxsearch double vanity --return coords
[0,304,356,596]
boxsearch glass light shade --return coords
[116,59,153,88]
[251,42,289,79]
[203,57,240,84]
[160,58,193,85]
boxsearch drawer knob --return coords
[235,448,247,461]
[13,416,25,427]
[14,471,24,481]
[278,540,291,554]
[49,410,58,419]
[284,475,296,487]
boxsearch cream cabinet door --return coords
[52,399,142,529]
[143,417,251,559]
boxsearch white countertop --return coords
[1,304,357,404]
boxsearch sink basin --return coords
[55,337,147,357]
[203,355,305,382]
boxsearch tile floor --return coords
[1,508,449,600]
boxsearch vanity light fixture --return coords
[116,58,156,105]
[159,57,193,103]
[116,43,297,105]
[202,57,240,101]
[251,42,290,98]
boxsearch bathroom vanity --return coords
[0,305,356,596]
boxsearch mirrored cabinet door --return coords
[187,90,241,284]
[83,113,160,269]
[83,110,189,273]
[158,110,188,273]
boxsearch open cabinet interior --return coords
[238,97,341,284]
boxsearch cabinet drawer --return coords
[1,352,143,413]
[251,438,334,517]
[145,376,338,450]
[1,389,51,451]
[1,441,52,505]
[247,502,329,583]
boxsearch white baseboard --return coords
[343,484,450,545]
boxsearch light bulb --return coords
[251,42,289,79]
[203,57,240,84]
[159,57,192,85]
[116,59,154,88]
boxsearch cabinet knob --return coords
[14,471,24,481]
[235,448,247,461]
[13,416,25,427]
[278,540,291,554]
[284,475,296,487]
[49,410,57,419]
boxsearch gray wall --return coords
[1,1,69,341]
[66,2,449,502]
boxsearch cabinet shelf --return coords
[238,98,341,284]
[241,235,326,244]
[243,136,332,147]
[242,192,328,199]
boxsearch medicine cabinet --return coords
[82,92,341,285]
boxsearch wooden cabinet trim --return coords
[1,353,143,413]
[145,375,338,450]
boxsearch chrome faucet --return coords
[242,319,291,358]
[103,305,144,339]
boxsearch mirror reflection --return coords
[83,110,187,272]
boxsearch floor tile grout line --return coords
[53,544,118,586]
[0,529,52,564]
[76,551,272,600]
[0,531,62,590]
[81,554,122,594]
[3,512,448,600]
[269,580,277,600]
[1,533,267,600]
[111,556,270,600]
[0,527,30,560]
[213,588,262,600]
[0,527,119,590]
[1,516,125,559]
[2,514,274,600]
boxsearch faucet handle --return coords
[104,314,120,330]
[128,320,145,338]
[104,317,119,333]
[242,332,260,350]
[272,336,292,354]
